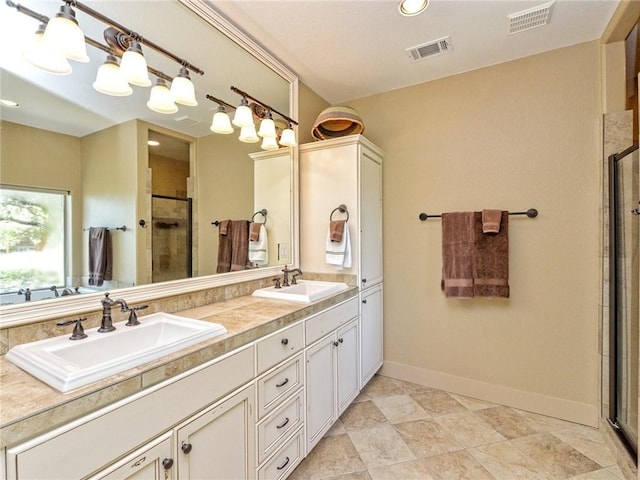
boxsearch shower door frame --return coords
[151,194,193,281]
[608,143,639,460]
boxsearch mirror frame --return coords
[0,0,299,327]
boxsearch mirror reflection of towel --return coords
[217,220,249,273]
[88,227,112,286]
[248,224,268,266]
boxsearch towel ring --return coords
[251,209,268,224]
[330,204,349,222]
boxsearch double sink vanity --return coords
[0,278,374,480]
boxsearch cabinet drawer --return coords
[257,353,303,418]
[257,391,303,465]
[305,297,358,345]
[257,427,304,480]
[256,322,304,374]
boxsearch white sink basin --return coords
[252,280,349,303]
[6,313,227,393]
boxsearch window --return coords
[0,185,68,293]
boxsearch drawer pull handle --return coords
[281,338,289,346]
[181,442,192,454]
[276,456,290,471]
[333,341,339,347]
[275,377,289,388]
[162,458,174,470]
[276,417,290,429]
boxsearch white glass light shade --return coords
[398,0,429,16]
[23,26,72,75]
[120,41,151,87]
[210,108,234,134]
[147,79,178,114]
[170,67,197,106]
[238,125,259,143]
[261,136,279,151]
[43,5,89,63]
[232,98,254,127]
[93,56,132,96]
[279,127,297,147]
[257,117,277,138]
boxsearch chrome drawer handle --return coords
[276,456,290,471]
[276,417,290,429]
[275,377,289,388]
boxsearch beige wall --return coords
[347,41,602,425]
[298,82,330,145]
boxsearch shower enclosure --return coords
[609,144,640,456]
[151,195,192,283]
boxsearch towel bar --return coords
[419,208,538,221]
[330,204,350,222]
[83,225,127,231]
[251,209,268,224]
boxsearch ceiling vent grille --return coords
[508,2,554,34]
[406,36,452,61]
[174,115,200,127]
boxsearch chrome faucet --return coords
[281,266,303,287]
[99,292,129,332]
[18,288,31,302]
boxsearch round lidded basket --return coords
[312,105,365,141]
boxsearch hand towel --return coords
[441,212,474,298]
[482,209,502,234]
[473,211,510,298]
[216,219,233,273]
[249,222,262,242]
[88,227,113,287]
[326,222,351,269]
[330,220,345,242]
[248,224,269,266]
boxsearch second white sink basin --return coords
[252,280,349,303]
[6,313,227,393]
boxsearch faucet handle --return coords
[291,274,299,285]
[273,278,282,289]
[57,317,87,340]
[126,305,148,326]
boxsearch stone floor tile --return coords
[410,390,468,417]
[289,434,367,480]
[360,375,407,399]
[434,411,507,448]
[391,378,433,394]
[448,393,500,411]
[420,449,497,480]
[340,400,388,431]
[372,394,430,424]
[325,418,346,437]
[552,426,617,468]
[326,471,373,480]
[394,418,464,458]
[469,440,550,480]
[516,409,581,433]
[348,424,416,469]
[474,406,538,439]
[368,459,435,480]
[568,468,626,479]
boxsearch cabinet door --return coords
[176,385,255,480]
[336,319,359,415]
[88,432,174,480]
[359,151,382,288]
[305,335,336,451]
[360,285,383,387]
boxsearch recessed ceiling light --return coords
[398,0,429,17]
[148,140,160,146]
[0,99,20,108]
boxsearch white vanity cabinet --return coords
[300,135,384,389]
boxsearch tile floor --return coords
[289,375,626,480]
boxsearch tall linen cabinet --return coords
[300,134,383,388]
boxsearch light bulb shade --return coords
[93,55,132,96]
[238,125,259,143]
[261,136,279,151]
[398,0,429,16]
[23,25,72,75]
[232,99,254,127]
[210,108,234,134]
[279,127,297,147]
[43,5,89,63]
[147,79,178,114]
[120,41,151,87]
[170,67,197,106]
[257,117,277,138]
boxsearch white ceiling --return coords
[212,0,620,104]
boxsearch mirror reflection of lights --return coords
[0,99,20,108]
[147,140,160,146]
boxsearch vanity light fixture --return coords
[257,110,277,138]
[0,99,20,108]
[119,40,152,87]
[239,125,260,143]
[279,123,297,147]
[147,78,178,114]
[23,24,73,75]
[260,136,279,151]
[232,96,254,128]
[92,55,132,96]
[398,0,429,16]
[210,106,234,134]
[42,2,90,63]
[170,67,198,106]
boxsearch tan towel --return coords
[249,222,262,242]
[482,209,502,234]
[219,219,230,236]
[330,220,345,242]
[473,211,509,298]
[88,227,112,286]
[217,220,249,272]
[441,212,475,298]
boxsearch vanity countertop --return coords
[0,287,358,448]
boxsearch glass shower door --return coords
[151,195,192,283]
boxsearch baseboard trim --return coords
[380,361,599,427]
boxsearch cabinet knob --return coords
[181,442,192,454]
[281,338,289,346]
[162,458,174,470]
[333,341,339,347]
[362,299,367,304]
[338,337,344,343]
[362,278,367,284]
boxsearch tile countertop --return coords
[0,287,358,449]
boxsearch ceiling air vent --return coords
[406,36,452,62]
[508,2,554,34]
[174,115,200,127]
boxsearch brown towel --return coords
[249,222,262,242]
[216,219,232,273]
[441,212,475,298]
[330,220,345,242]
[88,227,112,286]
[219,219,230,236]
[473,211,509,298]
[482,209,502,234]
[217,220,249,273]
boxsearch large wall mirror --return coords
[0,0,299,325]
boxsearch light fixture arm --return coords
[231,86,298,126]
[205,94,236,112]
[6,0,49,24]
